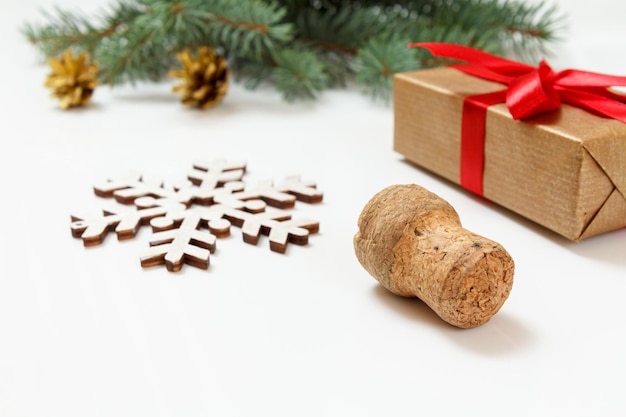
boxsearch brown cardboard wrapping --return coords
[393,67,626,241]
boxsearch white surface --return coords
[1,1,625,416]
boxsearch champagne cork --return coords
[353,184,514,328]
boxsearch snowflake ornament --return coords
[71,159,323,272]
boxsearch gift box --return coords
[393,44,626,241]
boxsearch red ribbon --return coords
[409,42,626,196]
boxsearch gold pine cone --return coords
[169,47,229,109]
[45,50,99,109]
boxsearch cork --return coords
[354,184,514,328]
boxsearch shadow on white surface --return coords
[450,313,535,356]
[563,229,626,266]
[112,91,176,105]
[372,285,534,356]
[371,284,445,326]
[105,80,327,115]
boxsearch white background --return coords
[1,1,625,416]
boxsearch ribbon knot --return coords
[408,42,626,195]
[507,60,561,119]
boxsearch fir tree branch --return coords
[273,48,330,100]
[22,0,565,102]
[356,35,420,101]
[22,2,144,57]
[197,0,294,62]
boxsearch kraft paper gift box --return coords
[393,66,626,241]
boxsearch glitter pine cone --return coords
[169,47,229,109]
[45,50,99,109]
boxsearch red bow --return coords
[409,42,626,195]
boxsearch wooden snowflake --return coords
[71,159,323,272]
